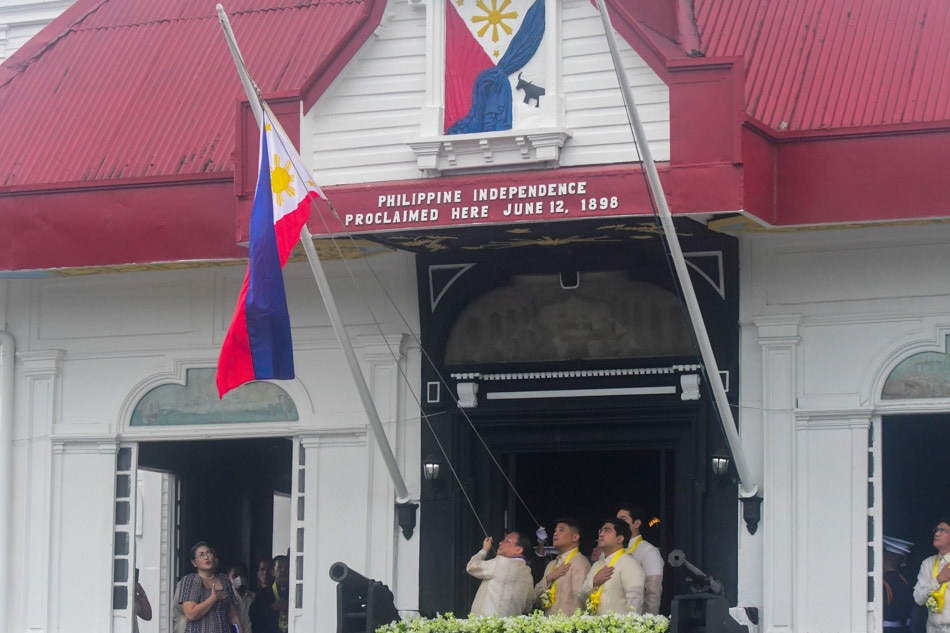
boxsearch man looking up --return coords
[579,518,645,615]
[914,519,950,633]
[534,517,591,615]
[616,503,664,614]
[466,532,535,617]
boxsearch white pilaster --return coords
[754,317,800,633]
[19,349,63,633]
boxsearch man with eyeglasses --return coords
[466,532,535,617]
[578,518,645,615]
[914,521,950,633]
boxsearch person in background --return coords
[914,520,950,633]
[615,503,664,614]
[229,563,255,633]
[883,536,914,633]
[466,532,535,617]
[578,518,645,615]
[250,555,290,633]
[132,569,152,633]
[255,559,274,594]
[534,518,591,615]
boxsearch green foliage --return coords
[377,611,670,633]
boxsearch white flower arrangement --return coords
[376,611,670,633]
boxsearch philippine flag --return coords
[216,108,325,398]
[445,0,545,134]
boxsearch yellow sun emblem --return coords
[271,154,296,206]
[471,0,518,43]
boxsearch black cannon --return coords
[329,562,400,633]
[667,550,754,633]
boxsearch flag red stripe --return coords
[444,6,495,133]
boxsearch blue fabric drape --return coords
[448,0,546,135]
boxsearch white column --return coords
[754,316,801,633]
[50,440,119,633]
[0,329,14,629]
[795,413,873,633]
[18,349,64,633]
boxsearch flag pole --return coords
[595,1,760,505]
[215,5,411,504]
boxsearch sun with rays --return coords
[270,154,296,205]
[471,0,518,43]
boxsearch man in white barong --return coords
[466,532,534,617]
[534,517,591,615]
[578,518,645,615]
[616,503,665,614]
[914,519,950,633]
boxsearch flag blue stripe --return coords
[245,129,295,380]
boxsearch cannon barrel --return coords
[668,549,723,595]
[329,561,371,594]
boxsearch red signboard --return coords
[307,164,688,237]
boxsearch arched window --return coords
[882,336,950,399]
[130,368,299,426]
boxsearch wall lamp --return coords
[711,447,731,477]
[423,454,442,481]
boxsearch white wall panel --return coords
[49,441,117,633]
[766,242,950,306]
[32,269,215,353]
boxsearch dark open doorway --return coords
[883,414,950,573]
[138,437,293,583]
[434,407,704,615]
[509,448,676,615]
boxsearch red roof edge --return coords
[0,171,232,197]
[0,0,104,88]
[300,0,387,112]
[742,121,950,226]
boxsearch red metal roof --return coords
[0,0,947,272]
[0,0,381,189]
[692,0,950,132]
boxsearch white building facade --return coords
[1,0,948,632]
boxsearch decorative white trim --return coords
[486,385,676,400]
[684,251,726,299]
[429,263,476,312]
[456,382,479,408]
[680,374,701,400]
[451,364,701,381]
[409,129,571,176]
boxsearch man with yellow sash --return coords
[578,518,645,615]
[914,520,950,633]
[534,517,591,615]
[616,503,665,615]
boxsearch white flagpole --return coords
[215,5,411,503]
[595,0,758,501]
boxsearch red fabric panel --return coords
[444,5,495,133]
